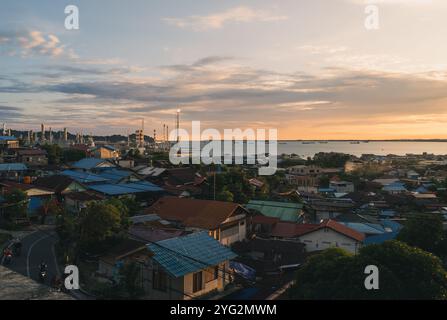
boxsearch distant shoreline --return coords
[279,140,447,142]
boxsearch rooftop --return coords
[246,200,303,223]
[88,181,163,196]
[146,197,246,230]
[148,231,237,278]
[72,158,115,170]
[0,163,27,172]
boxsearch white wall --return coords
[298,228,361,254]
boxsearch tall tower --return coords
[136,118,145,148]
[49,127,53,144]
[63,128,68,143]
[41,124,45,142]
[2,123,6,136]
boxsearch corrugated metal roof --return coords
[363,232,399,245]
[62,170,109,184]
[72,158,115,170]
[88,181,163,195]
[148,232,237,277]
[0,136,17,141]
[95,169,133,183]
[0,163,27,171]
[339,222,385,235]
[246,200,303,223]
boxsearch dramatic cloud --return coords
[0,30,74,58]
[163,6,288,31]
[0,105,23,120]
[3,55,447,138]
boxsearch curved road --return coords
[4,229,60,285]
[3,227,94,300]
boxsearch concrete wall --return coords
[298,228,361,254]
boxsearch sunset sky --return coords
[1,0,447,139]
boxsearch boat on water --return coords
[302,141,316,144]
[350,141,360,144]
[319,141,328,144]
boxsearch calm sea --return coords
[189,141,447,159]
[277,141,447,158]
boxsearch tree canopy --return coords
[289,241,447,300]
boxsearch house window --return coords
[153,270,168,292]
[193,272,203,293]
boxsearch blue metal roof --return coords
[88,181,163,195]
[339,222,385,235]
[380,209,396,217]
[383,182,407,192]
[0,163,28,171]
[148,232,237,278]
[62,170,110,184]
[72,158,114,170]
[364,232,399,245]
[318,188,336,193]
[0,136,17,141]
[381,220,403,233]
[95,169,134,183]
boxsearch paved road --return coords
[3,229,61,286]
[2,227,95,300]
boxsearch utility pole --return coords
[176,109,181,142]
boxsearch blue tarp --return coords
[230,261,256,281]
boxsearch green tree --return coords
[79,202,122,248]
[2,189,28,223]
[42,144,62,164]
[63,149,86,162]
[217,187,234,202]
[289,241,447,300]
[39,198,63,224]
[397,213,445,255]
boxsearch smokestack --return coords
[41,124,45,142]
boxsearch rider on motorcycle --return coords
[2,247,12,265]
[39,261,48,272]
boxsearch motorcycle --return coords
[3,252,12,265]
[39,270,47,283]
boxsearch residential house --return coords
[382,182,408,195]
[0,136,19,151]
[64,191,105,213]
[91,145,120,159]
[14,149,48,167]
[87,182,164,202]
[34,175,87,200]
[145,197,248,246]
[160,168,207,197]
[146,232,236,299]
[329,180,355,193]
[308,198,355,221]
[71,158,116,171]
[232,238,306,275]
[0,180,54,218]
[0,163,28,181]
[296,220,364,254]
